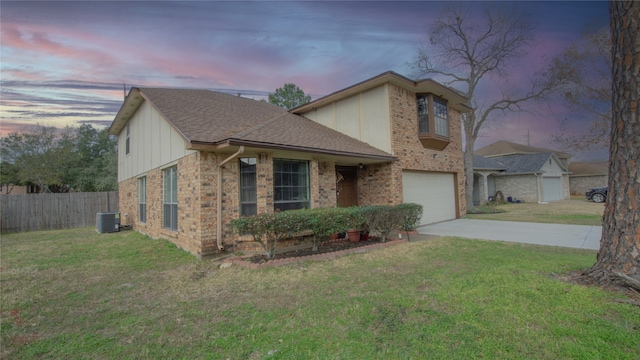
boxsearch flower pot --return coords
[347,229,360,242]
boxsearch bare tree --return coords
[585,0,640,290]
[550,26,612,152]
[412,6,568,209]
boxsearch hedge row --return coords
[230,203,423,260]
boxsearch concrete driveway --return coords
[418,219,601,250]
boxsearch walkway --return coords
[417,219,601,250]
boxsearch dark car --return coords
[586,186,607,203]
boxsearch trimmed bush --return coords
[302,207,352,251]
[396,203,423,231]
[361,205,404,242]
[231,210,307,259]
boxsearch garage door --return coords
[543,177,563,201]
[402,171,456,226]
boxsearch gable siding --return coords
[541,157,564,176]
[117,101,196,182]
[302,85,392,153]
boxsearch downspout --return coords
[217,146,244,250]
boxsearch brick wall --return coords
[313,160,338,208]
[494,174,539,203]
[570,175,608,195]
[118,152,222,257]
[386,84,467,215]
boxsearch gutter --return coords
[216,146,244,250]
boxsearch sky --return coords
[0,1,610,160]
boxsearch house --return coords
[568,161,608,195]
[108,71,470,257]
[473,141,572,203]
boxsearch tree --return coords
[411,5,568,209]
[0,125,76,193]
[0,124,117,193]
[585,0,640,290]
[550,26,612,152]
[72,124,118,192]
[268,83,311,110]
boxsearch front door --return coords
[336,166,358,207]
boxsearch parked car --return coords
[586,186,608,203]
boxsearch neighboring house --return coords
[568,161,609,195]
[473,141,572,203]
[109,71,470,257]
[1,184,41,195]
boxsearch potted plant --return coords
[344,207,364,242]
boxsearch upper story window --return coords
[416,94,450,150]
[125,123,130,155]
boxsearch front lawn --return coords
[465,199,604,225]
[2,228,638,359]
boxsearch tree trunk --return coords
[464,113,477,211]
[586,0,640,286]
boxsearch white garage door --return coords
[402,171,456,226]
[543,177,563,201]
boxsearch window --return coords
[273,159,310,211]
[433,97,449,137]
[125,123,130,155]
[417,94,450,150]
[138,177,147,223]
[163,166,178,231]
[240,158,257,216]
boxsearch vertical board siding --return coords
[0,191,118,233]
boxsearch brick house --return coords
[473,141,572,204]
[568,161,608,195]
[108,71,470,257]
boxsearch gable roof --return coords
[493,152,568,174]
[568,161,609,176]
[475,140,572,160]
[291,71,472,114]
[471,154,506,171]
[109,87,396,162]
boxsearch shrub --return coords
[360,205,403,242]
[230,210,306,259]
[303,207,352,251]
[396,203,423,231]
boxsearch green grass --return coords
[2,228,639,359]
[466,200,604,225]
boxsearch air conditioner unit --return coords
[96,212,120,233]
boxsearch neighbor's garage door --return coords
[402,171,456,226]
[543,177,563,202]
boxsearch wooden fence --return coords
[1,191,118,233]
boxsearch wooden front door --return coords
[336,166,358,207]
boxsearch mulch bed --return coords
[229,237,407,269]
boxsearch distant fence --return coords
[1,191,118,233]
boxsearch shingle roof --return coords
[568,162,609,176]
[471,154,506,171]
[475,140,572,159]
[493,153,555,174]
[110,87,396,161]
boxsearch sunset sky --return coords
[0,1,609,160]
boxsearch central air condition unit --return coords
[96,212,120,233]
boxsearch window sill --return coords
[419,133,450,151]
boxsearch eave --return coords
[291,71,472,114]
